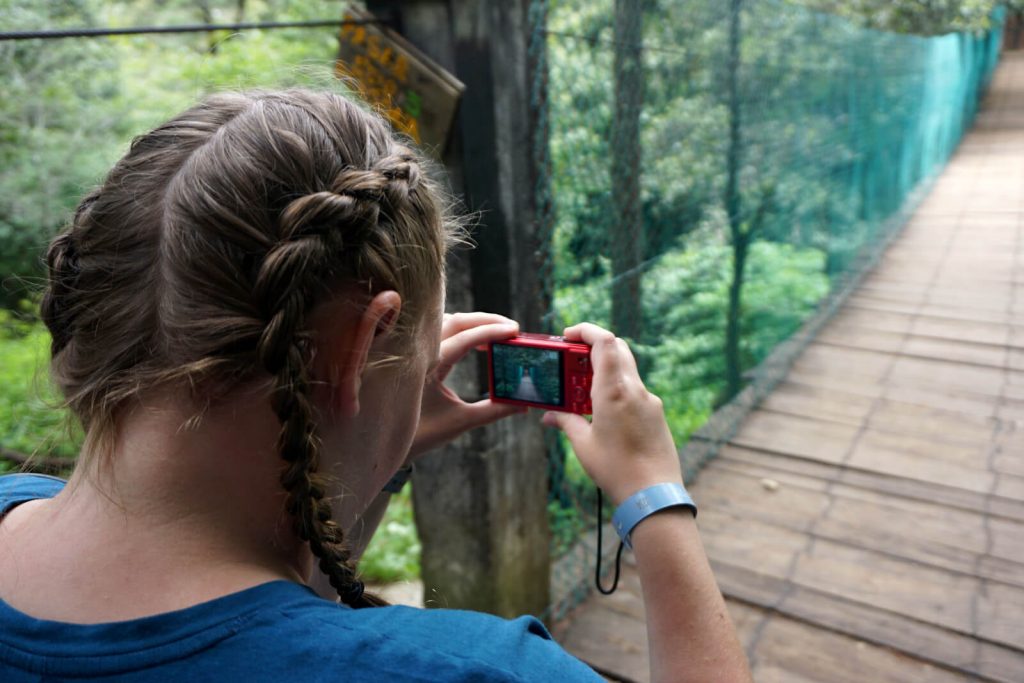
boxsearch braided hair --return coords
[39,90,456,607]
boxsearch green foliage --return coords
[548,434,597,556]
[554,241,828,444]
[0,306,79,458]
[0,0,347,307]
[359,487,422,584]
[548,499,588,557]
[790,0,1016,35]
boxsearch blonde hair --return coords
[40,89,459,607]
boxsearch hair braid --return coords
[256,185,395,608]
[40,190,100,356]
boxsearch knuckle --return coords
[604,379,628,403]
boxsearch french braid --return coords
[40,190,101,357]
[256,171,406,608]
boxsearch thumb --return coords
[462,399,528,428]
[541,410,590,444]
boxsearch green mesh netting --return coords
[538,0,1005,619]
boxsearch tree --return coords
[0,0,344,309]
[610,0,645,342]
[791,0,1018,35]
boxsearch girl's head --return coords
[39,89,458,607]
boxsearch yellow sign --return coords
[336,9,464,153]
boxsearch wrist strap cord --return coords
[595,488,625,595]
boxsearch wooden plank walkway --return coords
[553,51,1024,683]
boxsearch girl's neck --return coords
[0,390,325,623]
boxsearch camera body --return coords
[488,333,593,415]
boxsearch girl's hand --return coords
[407,312,526,460]
[541,322,683,506]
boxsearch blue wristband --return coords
[612,483,697,550]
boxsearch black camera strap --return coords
[594,488,625,595]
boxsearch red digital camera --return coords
[488,333,593,415]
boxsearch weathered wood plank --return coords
[557,568,986,683]
[714,444,1024,522]
[696,507,1024,652]
[714,562,1024,682]
[761,380,1004,444]
[816,325,1011,369]
[691,463,1024,587]
[730,409,1024,496]
[555,582,648,683]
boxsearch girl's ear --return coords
[332,291,402,417]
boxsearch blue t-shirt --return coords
[0,474,601,682]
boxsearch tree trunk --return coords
[724,232,747,399]
[610,0,644,342]
[195,0,218,54]
[723,0,744,401]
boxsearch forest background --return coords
[0,0,1015,581]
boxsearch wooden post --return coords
[364,0,551,618]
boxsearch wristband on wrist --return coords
[382,465,413,494]
[612,482,697,550]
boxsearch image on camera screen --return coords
[492,344,563,407]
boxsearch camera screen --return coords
[492,344,563,407]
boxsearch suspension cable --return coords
[0,18,388,42]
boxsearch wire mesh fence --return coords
[538,0,1005,620]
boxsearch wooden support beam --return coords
[364,0,551,618]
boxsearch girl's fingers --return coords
[437,322,519,380]
[459,399,528,428]
[541,410,591,444]
[564,323,627,380]
[442,312,516,339]
[562,322,615,345]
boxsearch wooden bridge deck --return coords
[553,51,1024,683]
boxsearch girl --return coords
[0,90,750,682]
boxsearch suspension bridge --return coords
[554,50,1024,683]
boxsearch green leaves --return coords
[0,309,79,459]
[554,241,828,444]
[359,488,422,583]
[791,0,1011,35]
[0,0,347,307]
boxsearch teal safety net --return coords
[537,0,1004,619]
